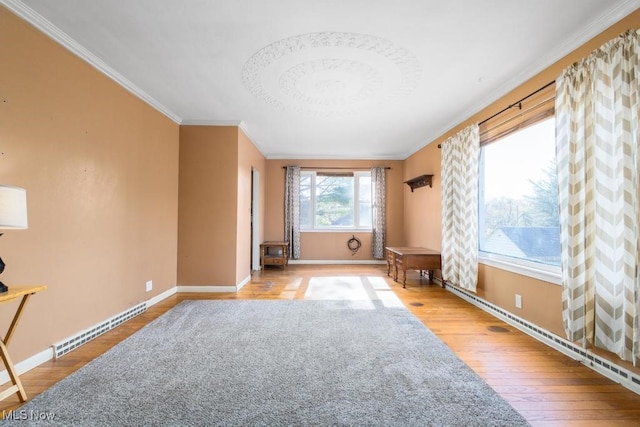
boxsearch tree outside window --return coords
[300,171,371,230]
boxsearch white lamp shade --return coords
[0,185,28,229]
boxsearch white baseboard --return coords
[237,275,251,291]
[289,259,386,265]
[177,276,252,293]
[177,285,238,293]
[147,286,177,307]
[0,347,53,385]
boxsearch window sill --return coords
[301,229,372,233]
[478,252,561,285]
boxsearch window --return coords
[300,171,372,230]
[477,82,561,284]
[478,117,561,268]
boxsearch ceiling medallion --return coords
[242,32,421,116]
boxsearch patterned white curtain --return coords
[371,167,386,259]
[556,29,640,365]
[440,124,480,292]
[284,166,301,259]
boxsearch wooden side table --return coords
[0,285,46,403]
[260,241,289,269]
[385,247,441,288]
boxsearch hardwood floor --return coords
[2,264,640,425]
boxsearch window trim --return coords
[300,170,373,231]
[478,251,561,285]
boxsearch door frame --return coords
[251,167,260,271]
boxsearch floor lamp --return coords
[0,185,28,293]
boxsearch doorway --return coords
[251,168,260,271]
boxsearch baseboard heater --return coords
[52,303,147,359]
[440,279,640,395]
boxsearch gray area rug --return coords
[5,299,529,426]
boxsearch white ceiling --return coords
[5,0,640,159]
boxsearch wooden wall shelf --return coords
[404,174,433,192]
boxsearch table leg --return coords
[0,294,33,402]
[0,339,26,402]
[260,246,264,269]
[283,245,288,269]
[5,294,31,346]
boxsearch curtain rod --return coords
[282,166,391,170]
[438,80,555,148]
[478,80,555,126]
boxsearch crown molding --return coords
[266,153,405,161]
[237,121,267,158]
[1,0,182,124]
[179,119,242,126]
[408,0,640,156]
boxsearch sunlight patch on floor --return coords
[376,290,404,308]
[280,291,297,299]
[305,276,370,300]
[367,276,391,290]
[302,276,404,310]
[284,277,303,291]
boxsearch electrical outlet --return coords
[146,280,153,292]
[515,294,522,309]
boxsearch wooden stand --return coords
[385,247,441,288]
[260,241,289,269]
[0,285,46,403]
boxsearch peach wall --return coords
[178,126,266,287]
[477,264,564,336]
[0,6,179,361]
[404,10,640,339]
[403,143,441,248]
[264,159,404,260]
[236,129,266,283]
[178,126,238,286]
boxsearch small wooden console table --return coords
[260,241,289,269]
[0,285,46,403]
[385,247,441,288]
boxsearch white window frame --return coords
[300,170,372,232]
[477,118,562,286]
[478,252,561,285]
